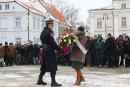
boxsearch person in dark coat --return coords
[15,44,22,66]
[104,33,115,68]
[95,36,104,67]
[37,20,63,86]
[114,38,121,67]
[92,35,97,66]
[85,36,92,67]
[123,36,130,67]
[32,44,39,65]
[27,44,33,64]
[3,42,9,66]
[119,35,124,66]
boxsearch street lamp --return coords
[103,14,109,39]
[28,8,30,44]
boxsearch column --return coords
[90,17,94,36]
[114,14,118,38]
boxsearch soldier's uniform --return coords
[7,43,16,66]
[37,20,63,86]
[16,45,22,65]
[27,44,33,64]
[0,43,5,67]
[21,44,28,65]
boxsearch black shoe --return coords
[37,80,47,85]
[51,82,62,86]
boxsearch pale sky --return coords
[23,0,112,22]
[63,0,112,22]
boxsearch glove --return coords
[59,49,64,54]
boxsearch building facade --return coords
[88,0,130,39]
[0,0,71,45]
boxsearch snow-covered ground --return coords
[0,65,130,87]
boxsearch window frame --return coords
[14,17,22,28]
[37,18,40,29]
[33,17,36,29]
[121,17,126,27]
[5,4,9,10]
[97,18,102,28]
[0,18,7,29]
[15,38,21,44]
[121,3,126,9]
[0,5,2,10]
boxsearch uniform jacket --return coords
[70,31,87,63]
[0,47,5,58]
[40,27,62,72]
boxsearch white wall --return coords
[0,2,27,12]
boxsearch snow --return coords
[0,65,130,87]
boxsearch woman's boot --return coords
[74,70,81,85]
[80,75,85,82]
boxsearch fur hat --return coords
[78,26,84,31]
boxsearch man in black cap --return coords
[104,33,115,68]
[37,20,63,86]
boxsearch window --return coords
[14,18,21,28]
[97,18,102,27]
[5,4,9,10]
[0,5,1,10]
[37,18,40,29]
[122,33,126,37]
[106,18,112,27]
[121,3,126,9]
[0,18,7,29]
[121,17,126,27]
[16,38,21,44]
[33,17,36,28]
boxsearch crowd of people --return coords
[0,34,130,68]
[56,34,130,68]
[0,42,42,67]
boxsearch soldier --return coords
[37,20,63,86]
[7,43,16,66]
[3,42,9,66]
[27,44,33,65]
[16,44,22,66]
[21,44,28,65]
[0,43,5,67]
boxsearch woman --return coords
[119,35,124,66]
[70,26,87,85]
[95,36,104,67]
[123,36,130,67]
[114,38,121,67]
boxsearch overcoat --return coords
[70,31,87,63]
[40,27,62,72]
[0,47,5,58]
[104,37,115,56]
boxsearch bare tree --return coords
[46,0,81,26]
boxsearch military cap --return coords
[45,20,53,25]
